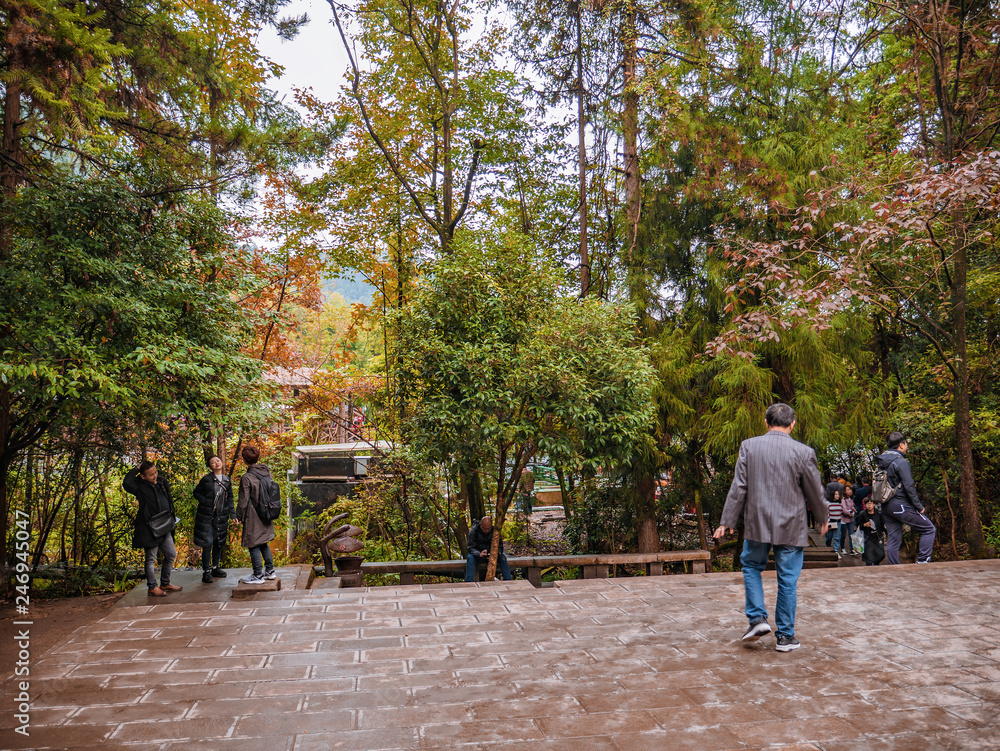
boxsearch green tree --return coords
[395,231,655,578]
[0,174,263,570]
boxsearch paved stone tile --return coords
[162,737,295,750]
[66,659,172,676]
[536,709,661,736]
[70,700,195,724]
[186,695,302,717]
[291,727,421,750]
[249,678,356,697]
[859,684,982,709]
[302,688,410,711]
[609,727,746,750]
[112,716,239,742]
[468,696,585,720]
[419,717,544,745]
[234,709,354,736]
[10,559,1000,750]
[204,666,312,685]
[2,722,116,750]
[478,738,617,751]
[575,690,697,712]
[104,669,216,688]
[141,683,253,702]
[358,702,471,729]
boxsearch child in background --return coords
[856,497,886,566]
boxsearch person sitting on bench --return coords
[465,516,512,581]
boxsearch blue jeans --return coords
[465,552,512,581]
[836,520,855,552]
[249,543,273,577]
[741,540,804,638]
[825,524,839,548]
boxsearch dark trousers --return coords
[883,501,936,564]
[249,543,273,577]
[201,538,223,571]
[144,535,175,589]
[465,553,512,581]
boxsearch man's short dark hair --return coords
[138,460,155,475]
[886,432,905,449]
[241,446,260,465]
[765,403,796,428]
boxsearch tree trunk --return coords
[461,469,486,525]
[693,489,709,553]
[621,3,641,264]
[951,241,989,556]
[635,475,659,553]
[0,72,22,577]
[555,465,571,520]
[575,0,589,296]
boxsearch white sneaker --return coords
[263,569,278,580]
[241,574,266,585]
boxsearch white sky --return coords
[256,0,352,111]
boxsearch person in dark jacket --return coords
[853,477,872,514]
[878,432,935,564]
[123,461,183,597]
[237,446,277,585]
[856,496,885,566]
[193,456,235,584]
[465,516,512,581]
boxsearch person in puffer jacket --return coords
[192,456,235,583]
[877,432,935,564]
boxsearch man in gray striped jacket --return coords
[713,403,828,652]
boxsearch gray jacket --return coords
[720,430,828,547]
[237,464,276,548]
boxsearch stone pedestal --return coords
[231,578,282,600]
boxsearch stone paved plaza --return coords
[4,559,1000,750]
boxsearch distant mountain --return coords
[322,274,374,306]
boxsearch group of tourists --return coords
[822,433,936,567]
[714,403,937,653]
[122,446,280,596]
[823,476,869,561]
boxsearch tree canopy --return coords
[3,0,999,580]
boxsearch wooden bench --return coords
[359,550,712,588]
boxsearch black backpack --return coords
[254,477,282,522]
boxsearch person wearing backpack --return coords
[237,445,278,584]
[877,432,936,564]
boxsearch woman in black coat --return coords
[192,456,235,583]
